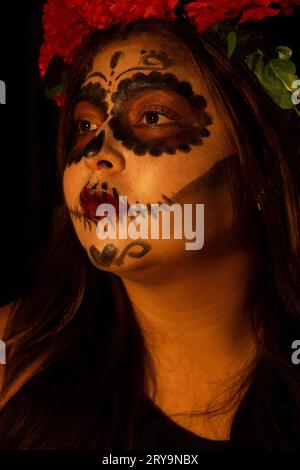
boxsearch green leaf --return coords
[276,46,292,61]
[268,58,298,92]
[234,31,263,57]
[227,31,237,59]
[246,51,300,113]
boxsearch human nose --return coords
[82,129,125,173]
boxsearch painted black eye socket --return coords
[76,119,98,135]
[109,72,213,157]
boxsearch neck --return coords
[121,246,260,396]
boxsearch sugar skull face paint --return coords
[63,30,239,275]
[66,50,212,164]
[108,71,212,156]
[88,241,151,268]
[66,82,109,166]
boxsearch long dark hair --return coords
[0,18,300,449]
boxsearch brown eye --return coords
[77,119,98,135]
[135,106,178,127]
[145,111,160,125]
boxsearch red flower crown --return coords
[39,0,300,111]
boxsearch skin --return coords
[63,31,261,440]
[63,32,236,273]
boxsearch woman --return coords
[0,0,300,449]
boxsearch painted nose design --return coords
[82,129,125,173]
[83,130,105,158]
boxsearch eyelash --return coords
[75,119,99,135]
[134,105,179,126]
[74,103,181,140]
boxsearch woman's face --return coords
[63,30,243,278]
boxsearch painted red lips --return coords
[79,185,119,220]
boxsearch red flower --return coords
[185,0,300,32]
[39,0,91,78]
[109,0,179,22]
[278,0,300,15]
[53,91,66,107]
[64,0,116,29]
[39,0,179,79]
[239,1,281,24]
[39,0,300,103]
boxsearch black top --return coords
[132,359,300,449]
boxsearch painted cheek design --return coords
[66,132,98,166]
[69,205,94,231]
[65,82,109,166]
[108,71,213,157]
[82,130,105,157]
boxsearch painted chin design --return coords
[88,241,151,267]
[79,182,120,220]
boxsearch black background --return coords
[0,1,299,305]
[0,1,58,305]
